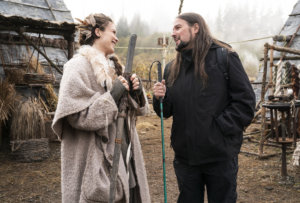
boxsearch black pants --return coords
[173,156,238,203]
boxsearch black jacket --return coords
[153,43,256,165]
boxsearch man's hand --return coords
[153,79,166,99]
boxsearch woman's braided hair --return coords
[76,13,123,76]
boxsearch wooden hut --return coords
[252,0,300,179]
[0,0,76,162]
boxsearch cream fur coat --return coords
[52,45,150,203]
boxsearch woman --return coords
[52,13,150,203]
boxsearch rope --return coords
[273,66,277,94]
[115,46,174,50]
[116,35,283,51]
[283,62,292,85]
[272,25,300,95]
[274,60,283,96]
[116,36,275,51]
[178,0,184,15]
[228,36,273,44]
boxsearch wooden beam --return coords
[0,15,76,36]
[289,13,300,17]
[266,44,300,56]
[44,0,57,21]
[259,56,300,61]
[16,30,63,74]
[0,25,74,37]
[0,33,68,49]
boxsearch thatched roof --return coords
[0,0,76,35]
[0,0,73,23]
[274,0,300,58]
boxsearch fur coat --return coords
[52,45,151,203]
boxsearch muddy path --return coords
[1,113,300,202]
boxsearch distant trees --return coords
[116,16,130,38]
[116,14,150,38]
[212,3,285,42]
[129,14,150,37]
[210,3,287,78]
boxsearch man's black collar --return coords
[179,42,227,61]
[181,49,193,61]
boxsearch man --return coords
[153,12,255,203]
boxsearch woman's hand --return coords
[130,73,141,91]
[118,75,129,91]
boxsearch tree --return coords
[116,16,130,38]
[129,13,150,37]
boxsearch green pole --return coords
[160,100,167,203]
[157,61,167,203]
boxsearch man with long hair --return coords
[153,12,255,202]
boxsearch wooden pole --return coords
[44,0,57,21]
[65,36,74,60]
[259,56,300,61]
[0,122,2,150]
[267,44,300,56]
[269,48,274,94]
[259,44,269,157]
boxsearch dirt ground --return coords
[1,111,300,202]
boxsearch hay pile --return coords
[10,98,45,141]
[9,98,49,162]
[0,79,17,148]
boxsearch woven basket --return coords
[23,73,55,84]
[10,138,50,162]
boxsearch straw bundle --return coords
[44,84,58,112]
[8,93,50,162]
[0,79,17,148]
[10,98,45,141]
[26,47,58,111]
[0,79,16,124]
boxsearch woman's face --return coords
[94,22,118,56]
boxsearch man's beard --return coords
[175,28,193,52]
[175,40,189,52]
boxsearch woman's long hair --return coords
[168,12,231,87]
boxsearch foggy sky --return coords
[64,0,297,33]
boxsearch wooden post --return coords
[269,47,274,94]
[66,35,74,60]
[259,43,269,157]
[0,122,2,150]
